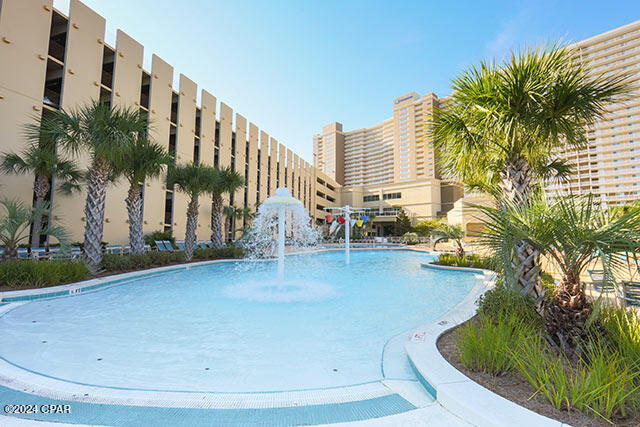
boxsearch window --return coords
[383,192,401,200]
[363,195,380,202]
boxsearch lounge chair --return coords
[623,281,640,307]
[70,246,82,260]
[587,269,615,294]
[198,241,208,249]
[30,247,49,260]
[106,245,123,254]
[175,240,185,251]
[163,240,176,251]
[144,244,151,253]
[206,241,214,248]
[17,248,29,259]
[154,240,167,251]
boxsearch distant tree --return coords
[395,209,412,236]
[117,138,172,254]
[209,167,244,248]
[413,218,445,237]
[1,127,81,248]
[431,224,465,257]
[167,163,218,261]
[0,198,69,260]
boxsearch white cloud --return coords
[485,9,532,61]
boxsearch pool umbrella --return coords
[329,220,339,234]
[338,215,345,224]
[350,219,357,227]
[325,214,334,223]
[362,215,369,223]
[356,219,363,227]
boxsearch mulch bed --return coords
[437,317,640,427]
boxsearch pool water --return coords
[0,250,476,393]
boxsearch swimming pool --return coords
[0,250,476,394]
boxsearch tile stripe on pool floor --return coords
[0,385,416,426]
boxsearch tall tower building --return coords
[314,93,463,233]
[546,20,640,205]
[313,92,442,187]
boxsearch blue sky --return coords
[53,0,640,161]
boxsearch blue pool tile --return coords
[0,385,415,426]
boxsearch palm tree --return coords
[478,193,640,356]
[0,198,69,260]
[431,224,465,257]
[1,132,81,248]
[431,44,631,301]
[209,167,244,248]
[40,101,148,271]
[167,163,217,261]
[223,205,253,242]
[117,137,172,254]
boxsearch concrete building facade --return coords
[0,0,339,244]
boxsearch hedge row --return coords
[0,260,89,288]
[99,246,245,272]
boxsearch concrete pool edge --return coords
[405,265,566,427]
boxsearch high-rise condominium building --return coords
[314,92,441,187]
[545,20,640,205]
[314,93,462,235]
[0,0,339,244]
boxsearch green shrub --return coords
[99,251,185,271]
[477,280,542,328]
[99,247,243,272]
[402,232,419,244]
[512,335,640,421]
[512,334,571,410]
[0,260,89,288]
[455,314,534,375]
[143,229,175,247]
[435,253,498,271]
[599,306,640,372]
[193,246,244,260]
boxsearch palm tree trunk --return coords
[455,240,465,258]
[126,184,145,254]
[184,196,199,261]
[83,160,110,272]
[498,153,533,203]
[500,153,545,307]
[30,174,50,249]
[512,240,545,307]
[545,271,593,357]
[210,194,224,248]
[2,246,17,260]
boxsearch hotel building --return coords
[543,21,640,205]
[313,93,463,235]
[0,0,340,244]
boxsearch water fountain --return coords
[257,187,307,282]
[228,188,330,301]
[243,189,319,261]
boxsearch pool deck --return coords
[0,249,549,426]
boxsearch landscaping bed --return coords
[436,283,640,426]
[0,246,244,292]
[438,318,640,426]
